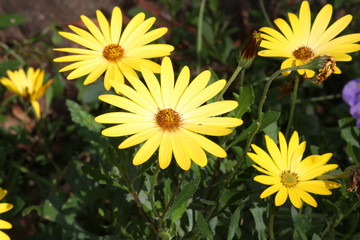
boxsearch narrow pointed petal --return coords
[133,131,162,165]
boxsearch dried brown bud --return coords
[346,165,360,197]
[303,56,336,84]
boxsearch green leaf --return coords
[227,111,280,148]
[81,165,127,190]
[339,117,360,148]
[250,204,267,240]
[0,14,26,29]
[197,211,213,240]
[66,99,103,132]
[0,59,21,76]
[233,85,254,119]
[166,177,201,223]
[227,206,241,240]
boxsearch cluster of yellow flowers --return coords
[1,4,359,230]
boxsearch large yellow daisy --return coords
[54,7,174,90]
[247,131,341,208]
[0,68,53,119]
[0,188,13,240]
[95,57,243,170]
[258,1,360,78]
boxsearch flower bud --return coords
[237,30,262,69]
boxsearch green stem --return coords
[160,171,187,221]
[285,75,300,139]
[0,42,26,66]
[196,0,206,74]
[268,198,276,240]
[216,65,243,101]
[206,65,308,221]
[259,0,274,28]
[149,164,161,226]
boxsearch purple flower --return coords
[342,78,360,127]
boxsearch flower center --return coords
[103,44,124,62]
[293,46,315,62]
[280,170,299,188]
[155,108,181,132]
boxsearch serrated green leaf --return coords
[197,211,213,240]
[250,204,267,240]
[233,85,254,119]
[66,99,103,132]
[227,207,241,240]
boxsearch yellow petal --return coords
[0,231,10,240]
[58,31,102,51]
[0,219,12,229]
[171,66,190,109]
[274,186,288,206]
[101,122,154,137]
[133,131,162,165]
[175,70,211,112]
[141,65,164,109]
[96,10,112,44]
[297,180,333,195]
[288,188,303,208]
[185,117,243,128]
[171,132,191,170]
[122,17,156,49]
[254,175,279,185]
[120,12,146,45]
[294,187,317,207]
[182,129,226,158]
[0,203,13,214]
[158,131,173,169]
[183,101,238,119]
[182,124,233,136]
[313,14,353,50]
[98,94,153,116]
[119,127,159,149]
[31,100,41,119]
[259,183,281,199]
[265,135,286,170]
[248,145,280,174]
[110,7,122,44]
[180,80,226,113]
[308,4,332,46]
[160,57,174,109]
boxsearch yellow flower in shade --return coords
[0,68,53,119]
[247,131,341,208]
[0,188,13,240]
[53,7,174,90]
[95,57,243,170]
[258,1,360,78]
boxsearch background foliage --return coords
[0,0,359,239]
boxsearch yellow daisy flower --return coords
[95,57,243,170]
[0,68,53,119]
[0,188,13,240]
[247,131,341,208]
[258,1,360,78]
[54,7,174,90]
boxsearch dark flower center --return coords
[155,108,181,132]
[293,46,315,62]
[103,44,124,62]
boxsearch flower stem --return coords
[259,0,274,28]
[149,164,161,225]
[160,171,188,221]
[268,198,276,240]
[206,65,309,221]
[216,65,243,101]
[196,0,206,74]
[285,75,300,139]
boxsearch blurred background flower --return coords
[0,68,53,119]
[342,78,360,127]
